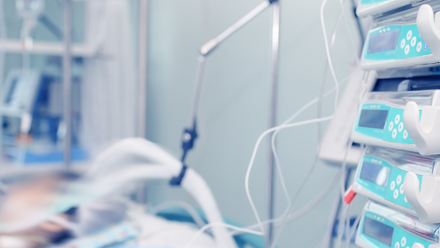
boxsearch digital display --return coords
[368,30,400,54]
[358,109,389,129]
[363,217,394,246]
[360,162,389,186]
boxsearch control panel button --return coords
[394,189,399,199]
[403,130,408,139]
[412,243,425,248]
[398,122,404,132]
[395,114,400,124]
[392,129,397,139]
[405,45,410,55]
[405,196,408,202]
[397,175,402,185]
[389,122,394,131]
[401,39,406,49]
[400,184,404,194]
[401,237,406,247]
[407,30,412,40]
[390,181,396,190]
[417,42,423,52]
[411,36,417,47]
[424,42,429,51]
[395,242,400,248]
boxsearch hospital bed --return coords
[0,138,265,248]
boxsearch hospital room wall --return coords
[145,0,362,247]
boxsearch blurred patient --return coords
[0,173,75,248]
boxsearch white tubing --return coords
[87,138,181,177]
[149,201,207,228]
[230,170,340,236]
[84,138,236,248]
[182,169,238,248]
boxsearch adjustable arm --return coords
[181,0,276,163]
[200,0,274,56]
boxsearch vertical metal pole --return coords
[136,0,149,204]
[63,0,72,167]
[266,1,280,247]
[138,0,148,138]
[0,0,4,168]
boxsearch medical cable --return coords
[344,203,352,247]
[149,201,207,228]
[242,70,351,243]
[231,170,340,236]
[320,0,363,246]
[268,1,355,245]
[322,189,343,247]
[337,0,361,65]
[90,67,348,247]
[340,75,370,248]
[181,64,349,246]
[331,72,369,248]
[185,115,340,246]
[319,0,367,245]
[320,0,341,113]
[344,200,364,248]
[335,204,350,248]
[228,70,350,237]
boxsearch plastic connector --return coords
[182,127,198,151]
[344,186,356,204]
[170,165,188,186]
[403,101,440,155]
[200,39,219,56]
[181,124,198,162]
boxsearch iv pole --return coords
[180,0,280,245]
[63,0,72,168]
[267,2,280,246]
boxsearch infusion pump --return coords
[361,23,434,70]
[352,146,439,216]
[356,201,440,248]
[351,90,440,152]
[357,0,421,18]
[360,2,440,71]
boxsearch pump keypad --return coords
[383,109,413,144]
[384,167,413,208]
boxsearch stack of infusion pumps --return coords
[349,1,440,248]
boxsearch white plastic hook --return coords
[403,169,440,224]
[417,4,440,61]
[403,101,440,155]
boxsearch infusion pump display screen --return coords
[358,109,389,129]
[363,217,394,246]
[368,30,400,54]
[360,162,389,186]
